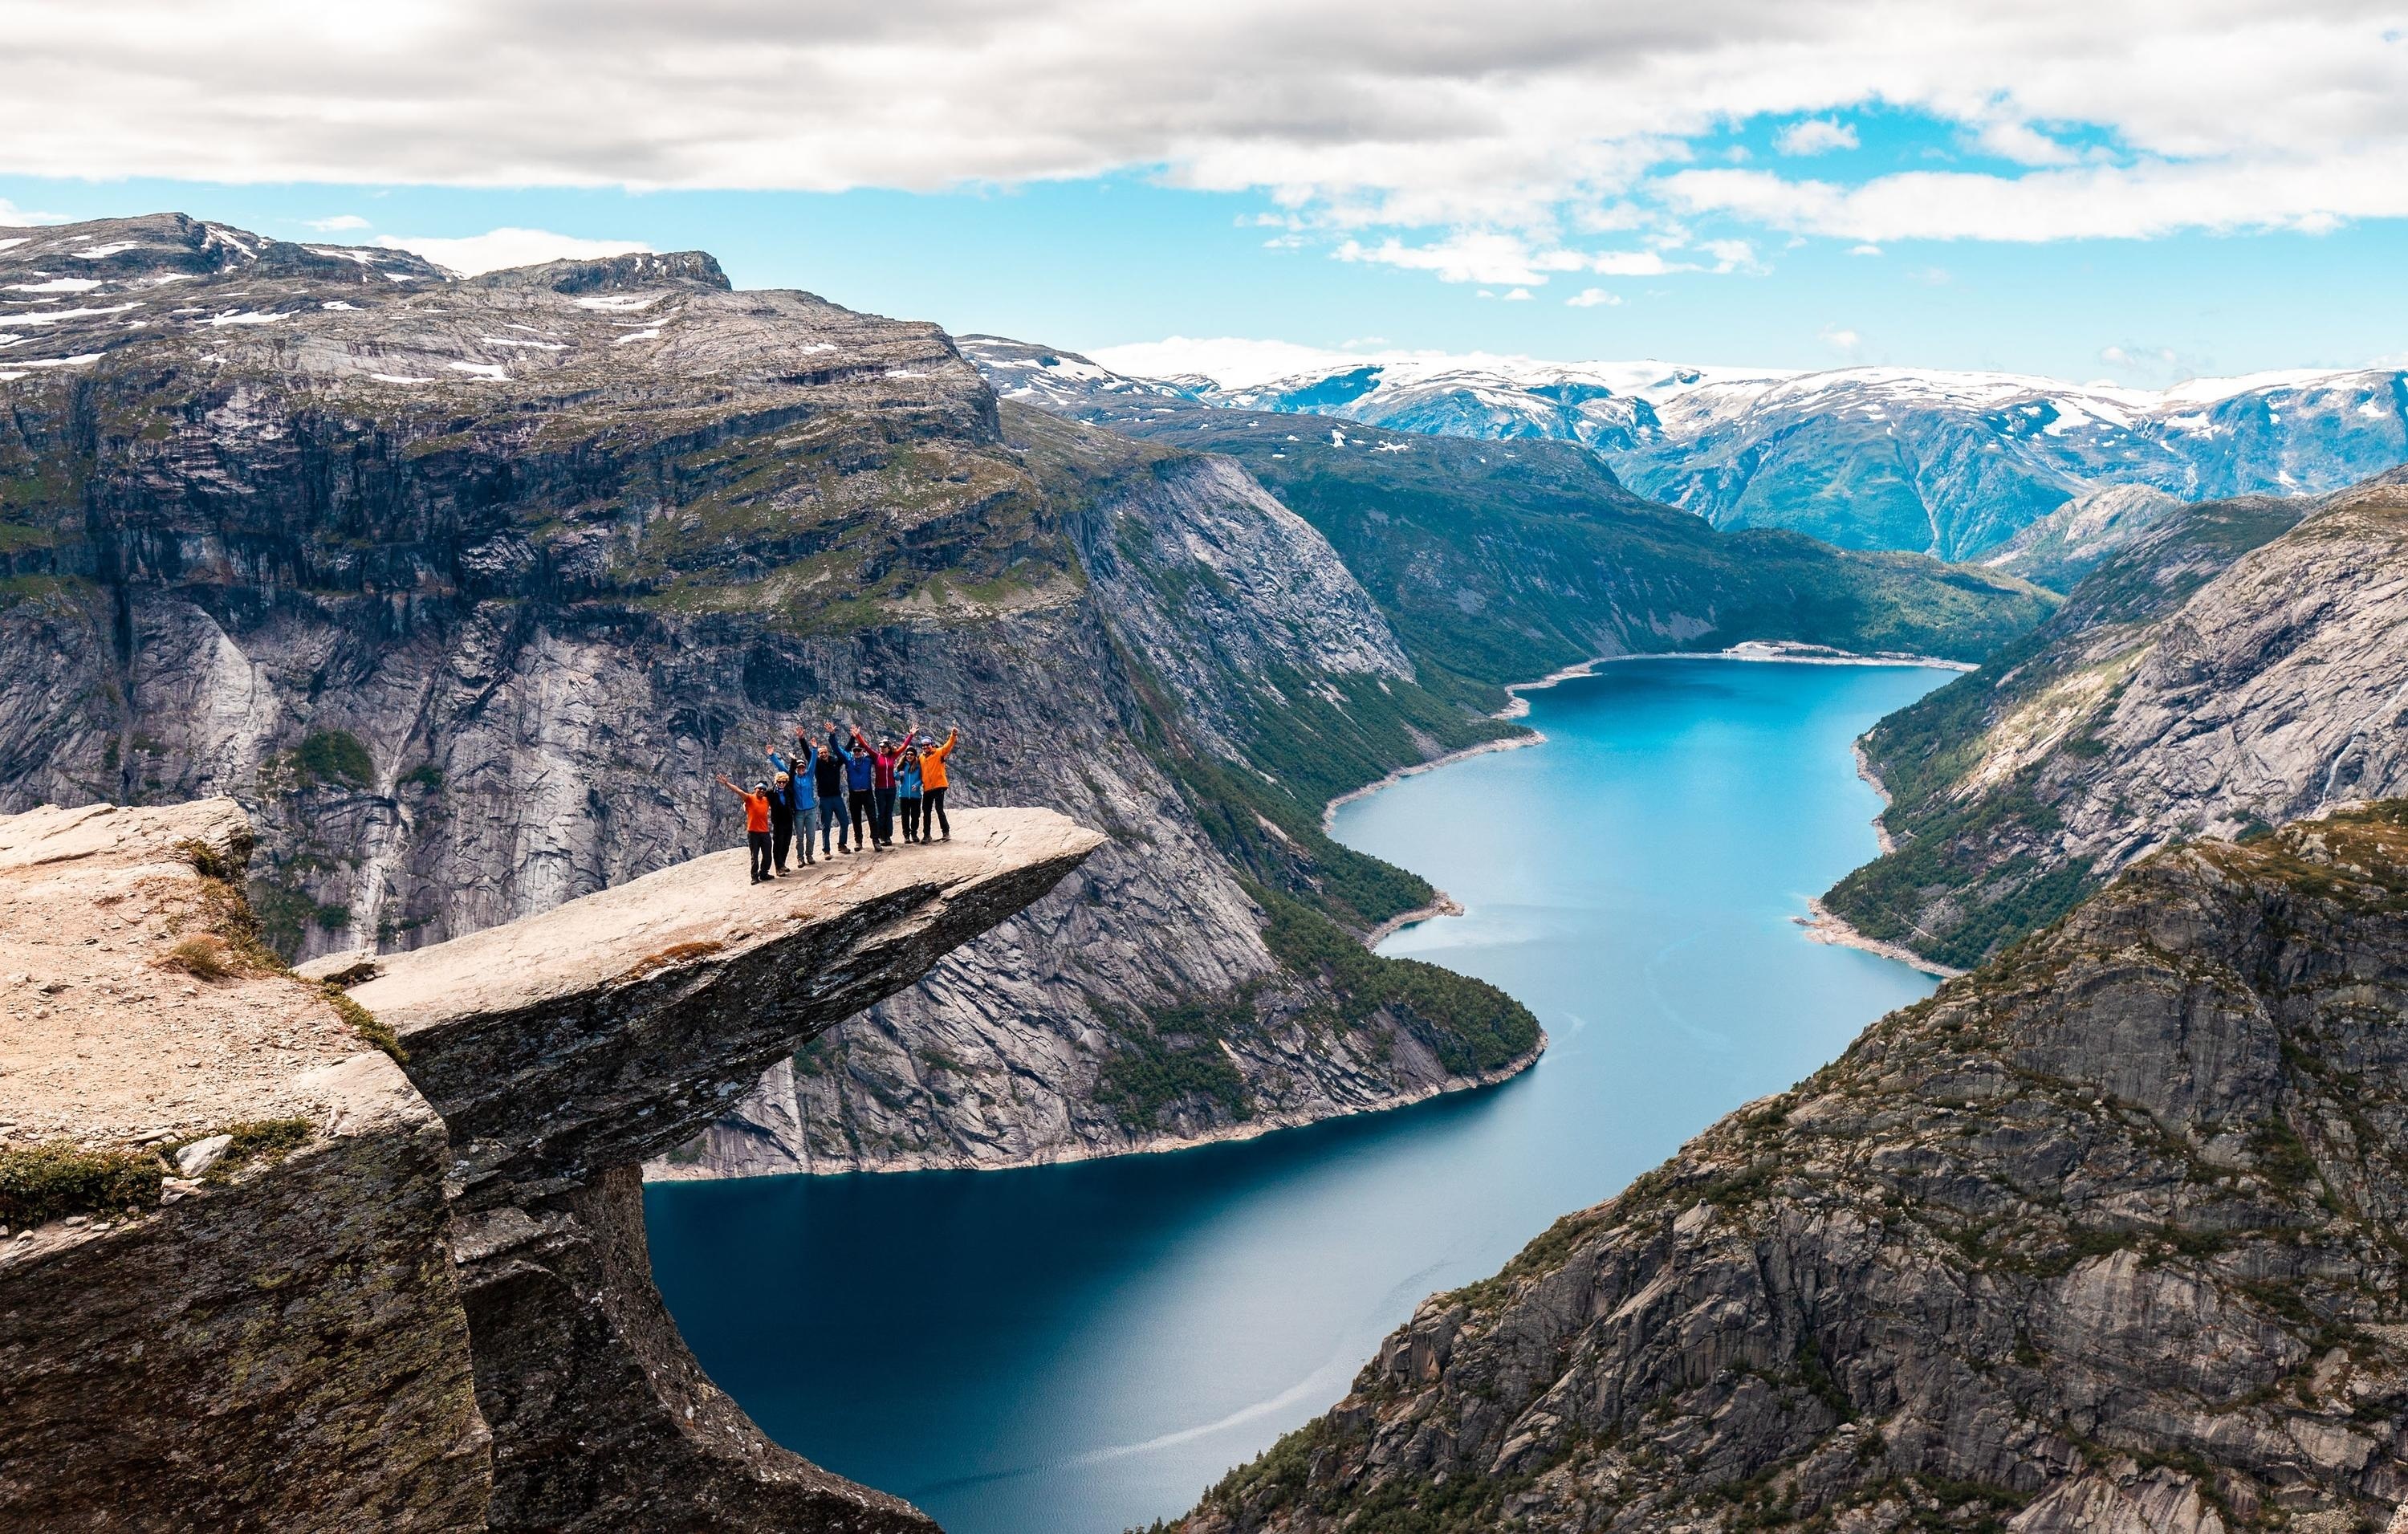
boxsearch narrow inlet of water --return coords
[647,657,1953,1534]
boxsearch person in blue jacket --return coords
[765,736,816,870]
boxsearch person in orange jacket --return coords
[910,725,959,840]
[714,772,776,884]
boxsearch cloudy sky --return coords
[3,0,2405,380]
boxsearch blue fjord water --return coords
[645,657,1953,1534]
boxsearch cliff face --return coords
[0,796,1097,1531]
[0,214,1551,1180]
[1825,473,2408,970]
[1182,804,2408,1534]
[0,214,2054,1180]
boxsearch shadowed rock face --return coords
[1180,804,2408,1534]
[1,798,1100,1532]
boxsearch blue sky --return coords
[5,3,2404,385]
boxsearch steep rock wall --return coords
[0,214,1543,1181]
[1181,804,2408,1533]
[1828,474,2408,968]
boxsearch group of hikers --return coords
[717,721,960,883]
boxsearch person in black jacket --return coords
[764,739,813,871]
[813,723,853,857]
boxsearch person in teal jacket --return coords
[897,741,925,842]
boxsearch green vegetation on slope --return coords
[1821,490,2315,966]
[1118,413,2056,704]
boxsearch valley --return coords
[981,338,2408,561]
[6,207,2406,1534]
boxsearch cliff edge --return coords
[0,798,1101,1531]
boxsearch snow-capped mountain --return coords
[955,335,1202,419]
[1079,340,2408,562]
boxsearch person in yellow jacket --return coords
[909,725,958,841]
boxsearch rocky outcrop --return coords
[1179,803,2408,1533]
[0,213,1555,1180]
[1824,473,2408,969]
[1983,482,2190,592]
[0,796,1100,1530]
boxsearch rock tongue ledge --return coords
[1,798,1101,1532]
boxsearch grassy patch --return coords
[162,934,238,982]
[319,985,405,1063]
[1259,886,1540,1077]
[209,1117,315,1182]
[0,1142,162,1226]
[1096,995,1257,1132]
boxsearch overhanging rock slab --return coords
[6,799,1104,1532]
[315,807,1104,1206]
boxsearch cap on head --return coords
[754,780,770,792]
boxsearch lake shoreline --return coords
[647,657,1958,1534]
[644,1034,1548,1182]
[1785,735,1967,979]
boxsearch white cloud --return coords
[1502,287,1533,300]
[1775,118,1859,157]
[0,2,2402,262]
[1336,231,1589,286]
[1591,250,1674,276]
[1565,287,1622,307]
[1662,149,2408,242]
[0,198,70,226]
[1820,324,1863,351]
[1972,120,2076,167]
[1698,238,1759,273]
[305,214,370,232]
[1848,243,1884,256]
[371,229,651,275]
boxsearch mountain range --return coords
[10,213,2408,1534]
[0,214,2039,1184]
[974,337,2408,563]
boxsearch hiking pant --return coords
[747,830,774,881]
[874,787,897,844]
[771,812,795,872]
[900,796,921,840]
[849,789,876,846]
[818,794,849,851]
[923,786,949,838]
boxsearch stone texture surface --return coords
[0,795,1097,1530]
[0,1049,491,1532]
[0,799,376,1141]
[1180,804,2408,1533]
[1830,474,2408,967]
